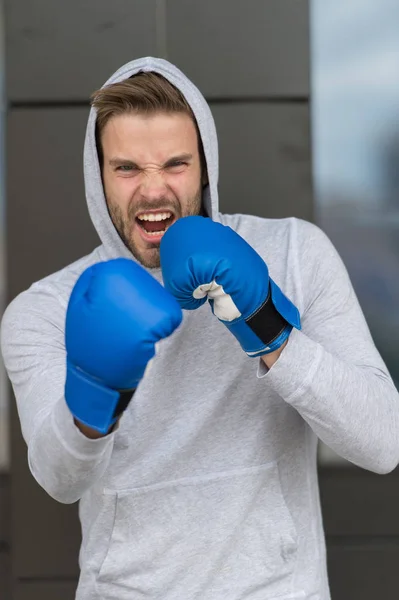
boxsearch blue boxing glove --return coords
[65,258,182,433]
[160,216,300,357]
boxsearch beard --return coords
[106,184,203,269]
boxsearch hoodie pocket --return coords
[96,461,301,600]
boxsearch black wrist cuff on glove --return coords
[246,287,289,346]
[112,388,136,420]
[65,360,137,434]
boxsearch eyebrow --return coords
[109,158,138,168]
[163,153,193,166]
[108,154,193,169]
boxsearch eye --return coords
[166,161,188,170]
[116,165,137,172]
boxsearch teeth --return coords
[145,229,166,236]
[138,212,171,222]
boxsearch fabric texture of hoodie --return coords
[2,57,399,600]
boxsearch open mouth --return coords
[136,211,175,237]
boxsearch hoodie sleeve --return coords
[259,219,399,474]
[0,287,116,503]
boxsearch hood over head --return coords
[83,56,220,261]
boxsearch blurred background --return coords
[314,1,399,462]
[314,0,399,397]
[0,0,398,598]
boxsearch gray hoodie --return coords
[1,57,399,600]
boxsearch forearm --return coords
[261,340,288,369]
[260,329,399,474]
[28,396,115,503]
[74,418,117,439]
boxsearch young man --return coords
[1,57,398,600]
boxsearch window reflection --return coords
[311,1,399,465]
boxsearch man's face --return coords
[101,111,203,268]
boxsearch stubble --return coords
[106,185,203,269]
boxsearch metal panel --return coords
[14,581,78,600]
[7,108,90,575]
[7,108,99,300]
[210,102,313,220]
[10,402,81,578]
[6,0,158,102]
[166,0,309,98]
[320,467,399,536]
[327,545,399,600]
[0,474,10,546]
[0,549,11,599]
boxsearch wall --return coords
[4,2,313,598]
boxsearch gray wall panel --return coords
[210,102,312,220]
[14,581,77,600]
[6,0,158,102]
[320,467,399,536]
[327,546,399,600]
[9,397,80,577]
[7,107,92,576]
[0,474,10,546]
[0,549,11,599]
[167,0,309,98]
[7,108,98,299]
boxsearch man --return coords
[1,56,398,600]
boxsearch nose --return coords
[139,168,168,199]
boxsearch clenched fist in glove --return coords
[160,216,300,358]
[65,258,183,434]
